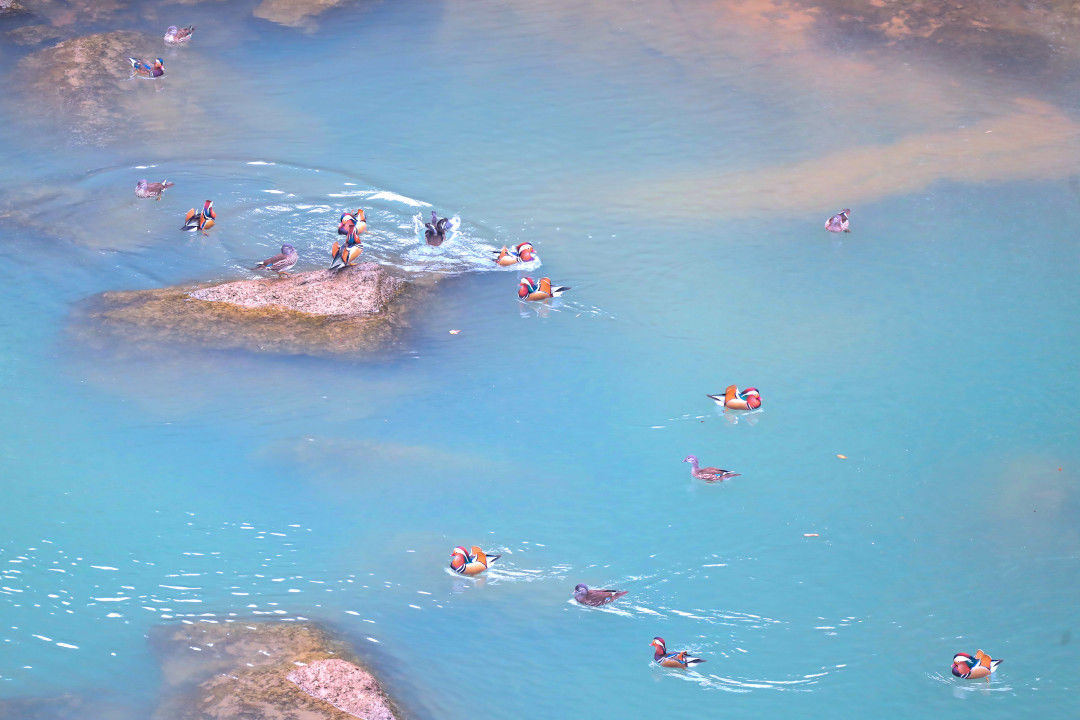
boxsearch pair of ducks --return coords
[128,26,194,77]
[329,209,367,270]
[451,548,626,605]
[132,181,217,236]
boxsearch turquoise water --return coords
[2,1,1079,717]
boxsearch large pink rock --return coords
[288,658,398,720]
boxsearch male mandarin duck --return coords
[128,57,164,78]
[424,211,451,246]
[329,236,363,270]
[683,455,740,482]
[573,583,627,607]
[330,209,366,269]
[493,242,537,266]
[707,385,761,411]
[825,208,851,233]
[253,244,299,277]
[164,26,195,45]
[338,208,367,236]
[518,276,569,301]
[135,179,173,199]
[181,200,216,234]
[952,651,1002,680]
[651,637,705,669]
[450,545,500,576]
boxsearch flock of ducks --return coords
[127,25,1000,681]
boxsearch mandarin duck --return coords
[518,276,568,301]
[329,233,363,270]
[683,456,740,482]
[338,209,367,236]
[952,651,1002,680]
[493,242,537,266]
[135,179,174,200]
[450,545,500,576]
[707,385,761,411]
[253,244,298,277]
[651,637,705,668]
[163,26,195,45]
[825,208,851,233]
[424,211,451,246]
[128,57,164,78]
[181,200,216,234]
[573,583,627,607]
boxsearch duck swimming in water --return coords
[518,276,569,301]
[181,200,216,234]
[493,242,537,266]
[163,26,195,45]
[707,385,761,411]
[683,455,740,482]
[651,638,705,669]
[952,651,1002,680]
[424,211,451,246]
[135,179,173,199]
[128,57,164,78]
[450,545,500,576]
[573,584,627,607]
[253,244,298,277]
[825,208,851,233]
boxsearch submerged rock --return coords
[252,0,357,28]
[77,263,428,356]
[151,621,400,720]
[13,31,193,143]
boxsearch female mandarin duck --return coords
[683,456,740,482]
[135,179,173,200]
[128,57,164,78]
[825,208,851,233]
[651,638,705,669]
[253,244,299,277]
[181,200,216,234]
[707,385,761,411]
[450,545,500,576]
[952,651,1002,680]
[573,584,627,607]
[164,26,195,45]
[494,242,537,266]
[424,211,451,247]
[518,276,569,301]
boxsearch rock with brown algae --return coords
[75,263,429,356]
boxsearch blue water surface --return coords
[1,1,1078,718]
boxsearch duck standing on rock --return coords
[181,200,216,235]
[825,208,851,233]
[683,455,739,482]
[651,638,705,669]
[330,209,366,269]
[128,57,164,78]
[573,584,627,607]
[493,242,537,266]
[338,208,366,236]
[424,210,451,247]
[253,244,298,277]
[135,178,173,199]
[518,276,569,301]
[164,26,195,45]
[450,545,500,576]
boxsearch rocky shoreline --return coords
[75,263,434,357]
